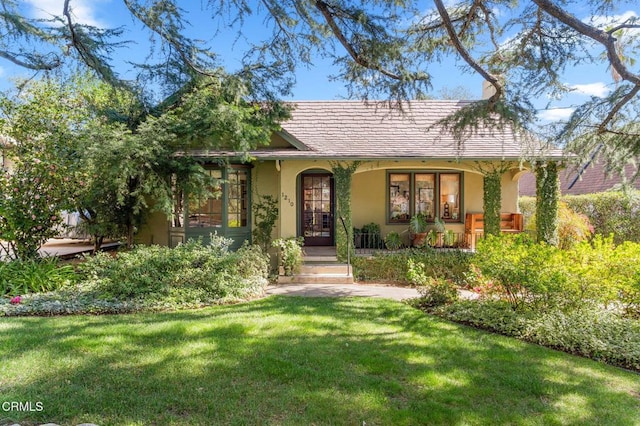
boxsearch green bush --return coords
[471,234,640,317]
[0,257,77,296]
[80,236,268,303]
[353,248,472,285]
[524,201,593,249]
[406,259,459,308]
[520,190,640,244]
[473,234,572,311]
[272,237,304,276]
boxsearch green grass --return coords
[1,297,639,425]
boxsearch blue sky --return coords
[2,1,638,122]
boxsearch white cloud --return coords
[589,10,638,30]
[25,0,108,28]
[539,107,575,122]
[569,82,610,97]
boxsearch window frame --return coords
[386,170,463,224]
[180,165,251,231]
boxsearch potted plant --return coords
[384,231,403,251]
[409,214,428,247]
[444,229,457,247]
[432,217,446,247]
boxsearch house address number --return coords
[281,192,294,207]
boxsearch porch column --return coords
[331,161,360,262]
[483,170,502,236]
[535,161,559,246]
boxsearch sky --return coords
[2,1,639,123]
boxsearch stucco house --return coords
[138,100,562,252]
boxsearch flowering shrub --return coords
[0,160,67,260]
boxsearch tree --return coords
[0,72,289,252]
[0,77,93,259]
[2,1,638,174]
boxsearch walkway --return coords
[266,283,420,300]
[266,283,478,301]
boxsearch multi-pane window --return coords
[388,171,461,223]
[185,167,249,229]
[188,169,223,228]
[227,169,248,228]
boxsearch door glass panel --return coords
[188,169,222,227]
[303,175,332,238]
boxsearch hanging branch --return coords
[314,0,427,83]
[433,0,503,108]
[533,0,640,133]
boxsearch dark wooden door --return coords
[301,173,334,246]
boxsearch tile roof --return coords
[191,100,563,161]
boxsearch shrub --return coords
[407,259,458,308]
[272,237,304,275]
[521,191,640,244]
[525,201,593,249]
[353,248,472,285]
[0,257,77,296]
[473,234,572,311]
[80,236,268,302]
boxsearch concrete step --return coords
[278,273,354,285]
[303,255,338,263]
[299,263,352,275]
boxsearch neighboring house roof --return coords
[519,161,640,196]
[190,100,563,161]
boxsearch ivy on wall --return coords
[330,161,360,262]
[535,161,559,246]
[476,161,512,237]
[483,171,502,236]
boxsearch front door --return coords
[301,173,334,246]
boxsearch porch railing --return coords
[339,216,351,276]
[354,231,469,255]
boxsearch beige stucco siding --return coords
[138,158,523,246]
[275,159,521,241]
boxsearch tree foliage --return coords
[0,73,288,252]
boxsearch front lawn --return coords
[1,297,639,425]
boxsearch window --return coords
[227,169,248,227]
[388,171,461,223]
[188,169,223,228]
[181,167,250,229]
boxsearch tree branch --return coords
[0,50,59,70]
[533,0,640,86]
[433,0,502,106]
[314,0,410,81]
[598,85,640,134]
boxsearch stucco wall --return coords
[139,158,523,246]
[277,159,520,241]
